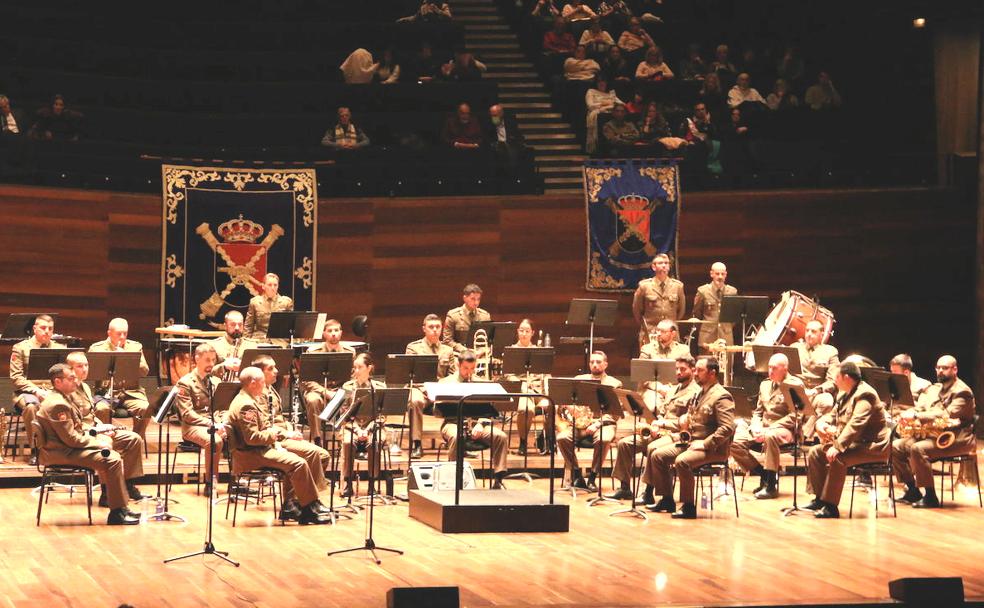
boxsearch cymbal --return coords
[558,336,615,345]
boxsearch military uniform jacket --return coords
[692,282,738,345]
[300,343,355,395]
[752,375,803,434]
[908,374,932,404]
[633,277,685,332]
[244,294,294,341]
[175,371,222,427]
[10,337,66,395]
[794,341,839,391]
[37,391,105,453]
[340,378,387,427]
[88,339,150,399]
[405,338,457,379]
[639,340,690,391]
[69,383,99,428]
[441,305,491,352]
[656,380,700,431]
[914,377,976,449]
[822,381,889,453]
[226,389,285,453]
[686,382,735,453]
[208,334,260,377]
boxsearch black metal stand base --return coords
[147,511,187,523]
[328,538,403,565]
[164,541,239,567]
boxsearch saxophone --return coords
[897,416,957,449]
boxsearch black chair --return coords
[930,452,982,508]
[847,459,897,518]
[224,461,287,527]
[692,459,739,518]
[32,421,95,526]
[167,440,204,496]
[3,404,25,462]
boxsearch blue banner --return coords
[584,160,680,291]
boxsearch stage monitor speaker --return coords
[889,577,964,606]
[408,461,477,491]
[387,586,459,608]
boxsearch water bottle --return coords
[700,489,708,510]
[155,498,164,515]
[544,333,552,347]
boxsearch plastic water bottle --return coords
[544,333,552,347]
[700,489,708,510]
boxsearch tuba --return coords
[473,328,491,381]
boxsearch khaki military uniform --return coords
[36,391,129,510]
[614,379,699,485]
[795,341,839,438]
[557,373,622,475]
[639,340,691,411]
[892,378,976,488]
[300,343,354,443]
[226,389,321,507]
[260,384,328,492]
[208,334,260,380]
[692,283,738,349]
[243,294,294,344]
[731,375,802,474]
[632,277,685,346]
[175,371,224,479]
[807,381,890,507]
[339,379,388,482]
[70,383,113,426]
[68,382,144,481]
[405,338,457,442]
[441,305,491,353]
[437,373,508,473]
[88,339,152,438]
[648,382,735,503]
[9,337,66,448]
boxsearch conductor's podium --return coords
[409,489,569,534]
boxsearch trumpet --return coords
[896,416,957,449]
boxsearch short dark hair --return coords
[675,355,696,367]
[462,284,482,296]
[458,349,477,363]
[889,354,913,371]
[35,314,54,326]
[251,354,276,370]
[839,361,862,382]
[423,313,442,324]
[699,355,719,375]
[48,362,70,382]
[355,352,374,368]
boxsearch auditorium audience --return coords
[597,0,632,28]
[442,102,483,149]
[634,46,674,81]
[805,71,843,111]
[374,48,401,84]
[600,46,633,84]
[563,45,601,81]
[321,107,370,150]
[409,42,441,82]
[585,76,623,152]
[0,95,24,136]
[727,73,767,109]
[340,49,378,84]
[601,103,639,152]
[579,19,615,58]
[397,0,452,23]
[766,78,799,111]
[543,17,577,56]
[636,102,672,145]
[776,46,805,89]
[616,17,655,63]
[678,43,707,80]
[561,0,597,23]
[441,49,485,81]
[531,0,560,19]
[486,103,529,176]
[710,44,737,83]
[28,94,82,141]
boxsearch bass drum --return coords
[754,290,835,346]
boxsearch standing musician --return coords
[506,318,551,456]
[805,361,890,518]
[338,353,388,497]
[208,310,259,380]
[638,319,691,412]
[65,351,148,503]
[888,353,933,408]
[442,283,491,354]
[243,272,294,344]
[796,319,840,438]
[36,363,140,525]
[438,350,509,489]
[557,350,622,492]
[302,318,354,446]
[226,367,332,524]
[405,313,457,458]
[608,355,699,503]
[646,356,735,519]
[632,253,685,347]
[691,261,738,352]
[88,317,152,441]
[9,314,65,465]
[892,355,976,508]
[252,355,330,495]
[174,343,225,495]
[730,353,802,499]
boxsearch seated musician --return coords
[88,317,152,442]
[893,355,976,508]
[252,355,330,496]
[888,353,932,408]
[505,318,551,456]
[174,343,225,495]
[208,310,259,380]
[795,319,840,439]
[243,272,294,344]
[37,363,140,525]
[730,353,801,499]
[805,361,890,518]
[302,318,354,446]
[608,355,699,503]
[66,351,147,503]
[557,350,622,492]
[226,367,332,524]
[9,314,66,465]
[639,319,691,412]
[339,353,388,497]
[647,356,735,518]
[405,313,457,458]
[441,283,491,354]
[437,350,509,489]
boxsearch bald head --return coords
[224,310,245,338]
[935,355,958,385]
[767,353,788,382]
[239,366,265,395]
[107,317,130,347]
[709,262,727,286]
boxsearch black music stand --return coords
[862,368,912,415]
[502,346,554,477]
[26,348,82,381]
[468,321,518,355]
[268,311,322,346]
[148,385,185,523]
[165,380,239,567]
[587,383,624,506]
[299,351,354,438]
[565,299,617,372]
[385,354,438,463]
[548,378,600,497]
[85,351,143,397]
[750,345,803,376]
[779,381,814,517]
[1,313,59,342]
[318,387,358,523]
[609,388,652,520]
[630,358,677,395]
[328,387,409,564]
[720,296,769,345]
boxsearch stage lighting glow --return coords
[912,17,926,28]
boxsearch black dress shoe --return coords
[912,495,941,509]
[311,500,332,515]
[671,503,697,519]
[647,497,675,513]
[126,483,149,501]
[605,487,634,501]
[98,493,109,508]
[279,500,302,522]
[516,442,528,456]
[641,488,656,506]
[896,489,923,504]
[571,477,589,489]
[814,504,840,519]
[340,484,354,498]
[107,508,140,525]
[298,504,332,525]
[802,498,824,511]
[410,444,423,459]
[492,479,506,490]
[754,484,779,500]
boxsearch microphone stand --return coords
[148,385,185,522]
[780,398,808,517]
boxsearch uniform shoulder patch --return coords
[57,412,68,421]
[243,410,257,423]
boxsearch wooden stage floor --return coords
[2,467,984,608]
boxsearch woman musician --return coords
[505,319,552,455]
[339,353,387,498]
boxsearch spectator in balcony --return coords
[617,17,655,64]
[321,107,370,150]
[441,49,485,81]
[564,45,601,81]
[597,0,632,29]
[698,72,727,119]
[442,103,483,149]
[543,17,577,56]
[602,103,639,153]
[736,47,768,82]
[0,95,25,137]
[677,43,707,80]
[600,46,633,85]
[776,46,805,89]
[409,42,441,82]
[579,19,614,58]
[486,104,529,175]
[710,44,736,84]
[374,48,401,84]
[766,78,799,111]
[636,102,671,143]
[805,71,843,111]
[532,0,561,19]
[727,73,766,109]
[340,48,378,84]
[562,0,597,23]
[585,76,623,153]
[624,91,645,117]
[635,46,674,81]
[28,94,82,141]
[397,0,452,23]
[681,101,723,174]
[723,106,753,172]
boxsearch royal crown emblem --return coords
[607,194,657,258]
[217,215,264,243]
